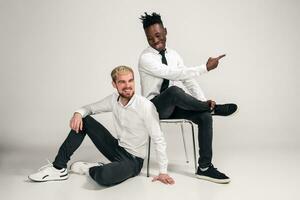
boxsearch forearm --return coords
[139,57,207,81]
[74,94,113,117]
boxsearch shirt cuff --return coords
[159,167,168,174]
[74,108,88,118]
[198,64,208,74]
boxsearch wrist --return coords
[74,112,82,117]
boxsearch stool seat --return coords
[159,119,193,123]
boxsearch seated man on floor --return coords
[28,65,174,186]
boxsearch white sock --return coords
[200,167,209,171]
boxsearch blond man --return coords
[29,66,174,186]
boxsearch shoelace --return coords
[208,164,219,171]
[38,159,53,171]
[209,165,225,176]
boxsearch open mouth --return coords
[154,42,165,50]
[155,41,163,46]
[123,89,132,93]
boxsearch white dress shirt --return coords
[138,46,208,101]
[75,93,168,173]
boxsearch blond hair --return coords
[111,65,134,82]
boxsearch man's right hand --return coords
[152,173,175,185]
[69,112,83,133]
[207,100,216,110]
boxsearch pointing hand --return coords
[206,54,226,71]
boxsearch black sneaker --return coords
[213,103,238,116]
[196,165,230,184]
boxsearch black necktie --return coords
[159,50,169,93]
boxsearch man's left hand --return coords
[206,54,226,71]
[152,173,175,185]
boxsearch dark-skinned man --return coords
[138,12,238,184]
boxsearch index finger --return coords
[217,54,226,60]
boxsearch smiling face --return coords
[112,72,135,100]
[144,23,167,52]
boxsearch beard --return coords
[118,89,134,99]
[153,40,166,51]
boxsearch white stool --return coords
[146,119,197,177]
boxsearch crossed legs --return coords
[151,86,213,168]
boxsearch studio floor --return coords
[0,145,299,200]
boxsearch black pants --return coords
[151,86,213,168]
[53,116,144,186]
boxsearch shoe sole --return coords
[69,161,86,175]
[229,106,239,117]
[28,175,68,182]
[70,161,104,175]
[196,174,231,184]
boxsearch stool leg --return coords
[180,123,189,163]
[147,137,151,177]
[188,121,197,173]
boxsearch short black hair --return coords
[140,12,164,29]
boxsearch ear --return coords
[112,81,117,89]
[164,27,167,35]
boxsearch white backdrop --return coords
[0,0,299,153]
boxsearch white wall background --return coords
[0,0,299,152]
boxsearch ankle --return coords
[53,164,63,170]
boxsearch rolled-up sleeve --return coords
[177,54,207,101]
[75,94,113,118]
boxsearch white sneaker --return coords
[70,161,103,175]
[28,161,68,182]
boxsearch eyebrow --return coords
[117,78,134,83]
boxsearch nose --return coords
[124,82,130,88]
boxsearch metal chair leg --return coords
[147,120,197,176]
[180,123,189,163]
[147,137,151,177]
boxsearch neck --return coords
[119,96,131,106]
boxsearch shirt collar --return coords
[117,93,136,108]
[148,46,169,55]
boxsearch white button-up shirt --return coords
[75,93,168,173]
[138,46,208,101]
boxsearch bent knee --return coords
[166,86,184,95]
[90,167,113,186]
[195,112,212,124]
[82,116,98,127]
[200,111,212,119]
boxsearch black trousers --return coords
[53,116,144,186]
[151,86,213,168]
